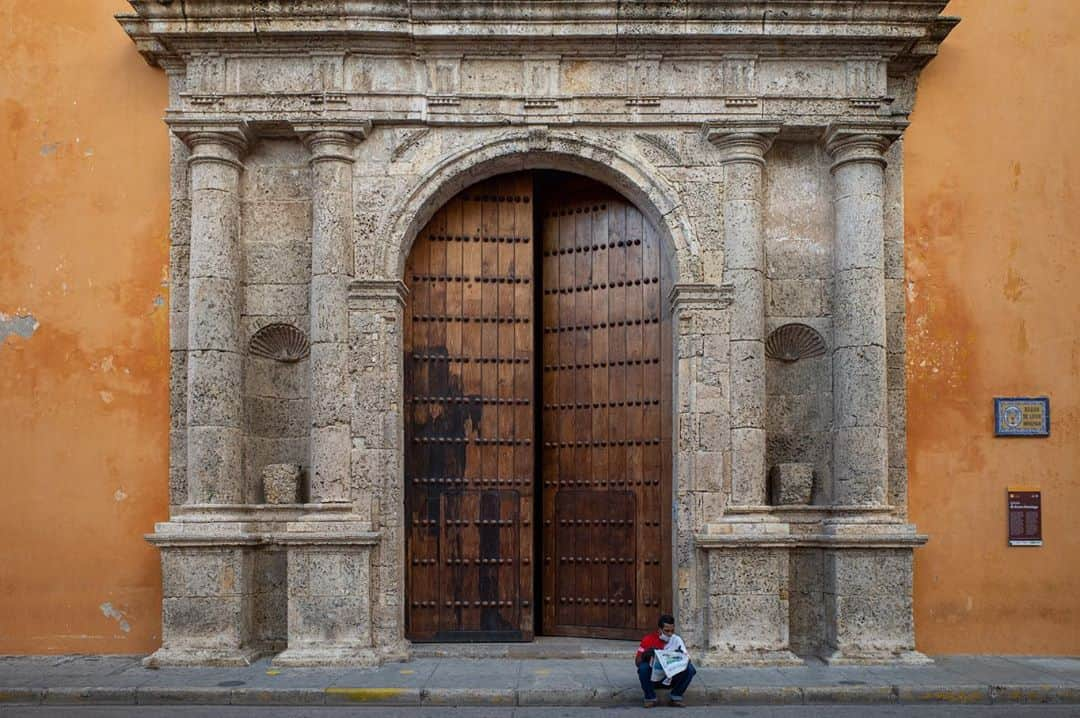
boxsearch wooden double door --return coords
[404,172,672,642]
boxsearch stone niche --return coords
[121,0,956,667]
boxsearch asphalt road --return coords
[2,706,1079,717]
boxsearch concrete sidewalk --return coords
[1,654,1079,708]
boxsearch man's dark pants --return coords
[637,661,696,702]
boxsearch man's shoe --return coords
[643,699,657,708]
[669,698,685,708]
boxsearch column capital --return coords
[703,122,781,165]
[295,122,372,164]
[824,121,908,172]
[167,117,253,169]
[669,282,734,313]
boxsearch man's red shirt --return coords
[636,632,668,660]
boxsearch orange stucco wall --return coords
[906,0,1080,654]
[0,0,169,653]
[1,1,1077,656]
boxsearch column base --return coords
[272,646,380,667]
[142,646,265,668]
[823,648,932,666]
[697,648,803,667]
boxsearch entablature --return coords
[120,1,957,125]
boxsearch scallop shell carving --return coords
[765,323,827,362]
[249,323,310,363]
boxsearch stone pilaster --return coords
[297,123,370,503]
[171,120,251,505]
[706,124,779,507]
[348,279,410,660]
[669,283,732,651]
[825,123,903,508]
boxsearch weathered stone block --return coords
[162,548,250,599]
[187,350,244,426]
[187,425,244,504]
[163,595,250,646]
[729,339,765,428]
[245,241,311,285]
[246,396,309,438]
[241,200,312,247]
[832,425,888,505]
[262,463,303,504]
[730,427,766,505]
[244,283,309,317]
[769,462,814,505]
[768,279,825,317]
[727,270,766,340]
[832,268,886,348]
[832,345,887,429]
[188,277,241,351]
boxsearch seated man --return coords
[635,613,696,708]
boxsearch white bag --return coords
[653,649,690,679]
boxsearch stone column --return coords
[706,125,779,507]
[820,123,926,665]
[297,124,370,503]
[825,124,901,507]
[172,121,251,505]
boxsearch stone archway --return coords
[378,130,701,285]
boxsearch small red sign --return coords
[1007,490,1042,546]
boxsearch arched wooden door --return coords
[404,172,671,642]
[537,175,673,639]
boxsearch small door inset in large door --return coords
[404,174,535,641]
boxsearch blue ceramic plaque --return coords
[994,397,1050,437]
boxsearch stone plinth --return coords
[821,518,929,664]
[144,525,262,667]
[696,521,802,666]
[272,520,387,667]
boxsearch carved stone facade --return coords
[121,1,956,666]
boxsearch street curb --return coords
[231,687,327,705]
[421,687,516,705]
[896,684,991,704]
[702,686,803,704]
[991,685,1080,704]
[137,687,224,705]
[325,687,421,705]
[43,687,138,705]
[0,683,1076,706]
[803,685,896,704]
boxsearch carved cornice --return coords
[119,2,956,67]
[704,122,782,166]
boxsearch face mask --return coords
[659,632,671,642]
